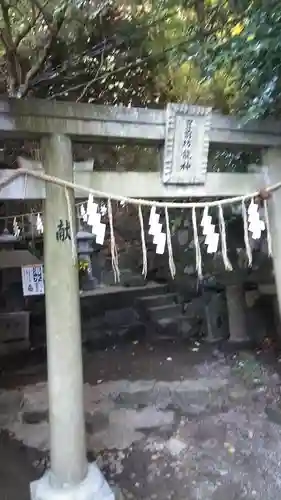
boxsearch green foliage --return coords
[200,0,281,119]
[2,0,280,121]
[0,0,240,110]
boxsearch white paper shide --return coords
[148,206,166,254]
[248,200,265,240]
[201,206,219,253]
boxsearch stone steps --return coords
[155,315,192,338]
[137,292,178,309]
[29,282,169,348]
[135,290,194,339]
[148,303,182,321]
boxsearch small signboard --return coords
[21,264,45,296]
[162,103,212,185]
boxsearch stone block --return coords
[148,303,181,321]
[102,269,146,287]
[204,291,228,342]
[183,297,205,318]
[137,293,177,310]
[104,308,139,328]
[177,230,189,246]
[179,318,192,337]
[265,404,281,426]
[0,389,23,425]
[165,437,187,456]
[22,410,48,424]
[85,411,109,434]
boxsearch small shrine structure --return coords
[0,99,281,499]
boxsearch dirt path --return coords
[1,340,281,500]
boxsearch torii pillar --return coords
[30,134,114,500]
[261,148,281,335]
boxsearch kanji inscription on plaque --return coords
[162,103,212,185]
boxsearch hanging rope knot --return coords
[255,188,271,204]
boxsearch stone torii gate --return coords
[1,99,281,499]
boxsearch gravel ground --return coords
[1,340,281,500]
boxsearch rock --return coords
[90,426,144,451]
[120,322,146,339]
[0,390,23,416]
[109,407,175,430]
[115,392,149,409]
[23,383,48,413]
[178,230,189,246]
[171,389,208,414]
[104,308,139,329]
[184,297,205,318]
[184,265,195,275]
[113,380,155,408]
[204,292,228,342]
[165,437,187,456]
[229,385,248,402]
[111,486,125,500]
[85,411,109,434]
[265,404,281,426]
[22,410,48,424]
[212,482,244,500]
[8,420,49,450]
[150,382,172,410]
[187,404,210,416]
[179,319,192,337]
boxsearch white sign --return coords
[163,103,212,185]
[21,264,45,296]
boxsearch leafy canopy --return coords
[1,0,280,121]
[200,0,281,119]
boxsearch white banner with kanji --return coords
[21,264,45,296]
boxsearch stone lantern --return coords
[76,228,99,290]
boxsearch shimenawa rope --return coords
[0,167,277,280]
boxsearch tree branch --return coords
[76,39,106,102]
[48,24,219,101]
[0,0,22,95]
[0,0,12,41]
[19,3,68,97]
[14,1,46,48]
[29,0,55,31]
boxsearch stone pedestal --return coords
[225,285,249,343]
[204,291,228,343]
[30,464,114,500]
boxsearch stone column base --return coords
[225,285,250,344]
[30,463,115,500]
